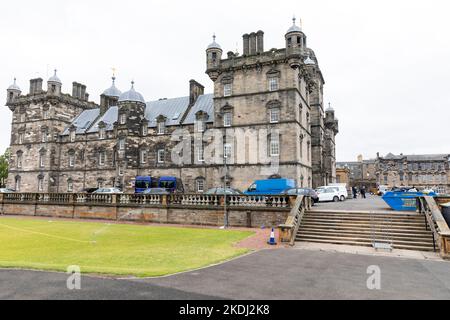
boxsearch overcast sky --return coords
[1,0,449,161]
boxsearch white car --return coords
[316,186,344,202]
[329,184,349,201]
[93,188,123,194]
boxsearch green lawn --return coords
[0,217,253,277]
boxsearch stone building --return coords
[5,20,339,193]
[376,153,450,194]
[337,155,377,189]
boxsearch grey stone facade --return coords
[5,21,338,193]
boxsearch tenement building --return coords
[5,20,339,193]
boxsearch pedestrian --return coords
[352,186,358,199]
[361,186,367,199]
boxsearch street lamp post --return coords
[223,141,229,228]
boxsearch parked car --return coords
[284,188,319,204]
[81,188,98,194]
[142,188,170,195]
[93,188,123,194]
[0,188,15,193]
[244,178,296,196]
[205,188,242,195]
[316,186,342,202]
[329,183,349,201]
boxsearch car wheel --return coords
[340,196,345,202]
[333,196,339,202]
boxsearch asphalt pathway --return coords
[1,249,450,300]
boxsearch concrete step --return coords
[302,216,427,225]
[295,238,435,252]
[310,210,422,218]
[302,216,426,228]
[306,213,425,222]
[299,225,433,237]
[298,228,434,241]
[295,233,434,248]
[301,220,428,230]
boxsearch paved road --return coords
[1,249,450,300]
[314,195,393,212]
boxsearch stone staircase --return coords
[296,210,436,252]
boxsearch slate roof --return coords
[62,109,100,135]
[65,94,214,135]
[382,153,449,161]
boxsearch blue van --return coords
[244,179,296,196]
[135,176,157,194]
[158,176,185,193]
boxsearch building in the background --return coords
[336,167,350,186]
[337,155,377,189]
[5,19,338,193]
[376,153,450,194]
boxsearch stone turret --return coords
[206,34,223,81]
[47,70,62,96]
[285,17,306,69]
[6,78,21,107]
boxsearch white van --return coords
[329,183,349,201]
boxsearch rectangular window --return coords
[120,113,127,125]
[43,110,49,119]
[140,150,147,164]
[118,166,124,176]
[42,131,48,143]
[224,83,232,97]
[142,125,148,136]
[158,149,165,164]
[223,112,232,127]
[270,137,280,157]
[70,131,76,142]
[99,129,105,140]
[99,152,106,166]
[18,133,24,144]
[269,78,279,91]
[15,178,20,191]
[157,122,166,135]
[119,138,125,150]
[270,109,280,123]
[69,154,75,167]
[197,180,205,193]
[197,144,204,162]
[17,155,22,169]
[38,179,44,192]
[67,181,73,193]
[197,120,205,133]
[224,143,232,159]
[39,154,45,168]
[20,114,26,123]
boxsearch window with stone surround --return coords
[140,150,147,164]
[15,176,21,191]
[142,125,148,136]
[67,179,74,193]
[268,77,279,92]
[18,132,24,144]
[157,121,166,135]
[118,138,125,151]
[99,128,106,140]
[70,131,76,143]
[99,150,106,166]
[38,176,44,192]
[119,113,127,125]
[16,151,23,169]
[39,150,46,168]
[223,112,232,127]
[270,108,280,123]
[196,178,205,193]
[157,149,165,164]
[269,135,280,157]
[69,151,75,168]
[41,129,48,143]
[224,83,232,97]
[197,143,205,163]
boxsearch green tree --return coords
[0,148,11,188]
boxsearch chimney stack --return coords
[189,80,205,105]
[30,78,43,95]
[249,32,257,55]
[243,34,250,56]
[256,30,264,53]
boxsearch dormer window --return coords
[119,113,127,125]
[99,128,106,140]
[142,125,148,136]
[70,131,76,142]
[224,83,232,97]
[157,121,166,135]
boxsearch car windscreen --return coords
[159,181,176,189]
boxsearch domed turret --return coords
[103,76,122,98]
[6,78,21,105]
[285,17,306,69]
[118,81,145,104]
[206,34,223,81]
[47,69,62,96]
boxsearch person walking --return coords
[352,186,358,199]
[361,186,367,199]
